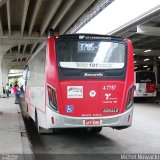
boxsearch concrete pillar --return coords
[156,64,160,84]
[2,65,9,86]
[153,63,158,84]
[0,45,11,97]
[0,60,3,96]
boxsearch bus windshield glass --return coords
[56,39,126,69]
[136,72,156,83]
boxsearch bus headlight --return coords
[47,85,58,111]
[125,86,134,111]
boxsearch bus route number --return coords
[79,43,95,52]
[89,63,98,68]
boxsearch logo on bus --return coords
[102,109,119,113]
[89,90,96,97]
[67,86,83,99]
[65,105,74,113]
[84,73,103,77]
[105,93,111,100]
[103,93,118,104]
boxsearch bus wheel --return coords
[52,129,58,135]
[26,104,28,112]
[35,110,39,131]
[112,126,129,130]
[87,127,102,133]
[35,111,42,134]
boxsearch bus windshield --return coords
[56,39,126,69]
[136,71,156,83]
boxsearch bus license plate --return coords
[84,119,101,126]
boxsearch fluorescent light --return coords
[158,56,160,59]
[134,61,137,63]
[143,66,148,68]
[144,58,149,61]
[134,67,137,69]
[144,49,151,53]
[133,54,135,56]
[147,68,150,70]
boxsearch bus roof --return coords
[54,34,126,42]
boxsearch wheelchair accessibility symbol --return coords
[65,105,74,113]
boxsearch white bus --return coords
[134,71,157,98]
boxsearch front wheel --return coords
[86,127,102,133]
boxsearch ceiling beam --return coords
[30,43,37,53]
[21,0,30,35]
[137,26,160,36]
[6,52,31,56]
[0,0,8,7]
[40,0,62,36]
[134,61,156,66]
[0,36,46,45]
[9,66,25,70]
[0,15,3,35]
[131,35,146,43]
[18,45,21,54]
[28,0,42,36]
[58,0,95,34]
[66,0,114,34]
[50,0,76,30]
[7,61,26,66]
[134,49,160,57]
[23,44,27,54]
[6,0,11,35]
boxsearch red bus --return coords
[24,34,134,133]
[134,70,157,98]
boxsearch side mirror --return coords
[23,70,30,80]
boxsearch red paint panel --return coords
[146,83,156,93]
[59,80,125,117]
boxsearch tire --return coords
[112,126,130,130]
[35,110,39,132]
[87,127,102,133]
[26,104,28,112]
[52,129,58,135]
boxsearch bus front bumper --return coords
[46,106,134,128]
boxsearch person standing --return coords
[3,86,5,97]
[20,85,24,94]
[12,83,19,104]
[5,83,10,98]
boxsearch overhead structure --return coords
[108,4,160,71]
[0,0,114,69]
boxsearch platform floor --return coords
[0,96,32,156]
